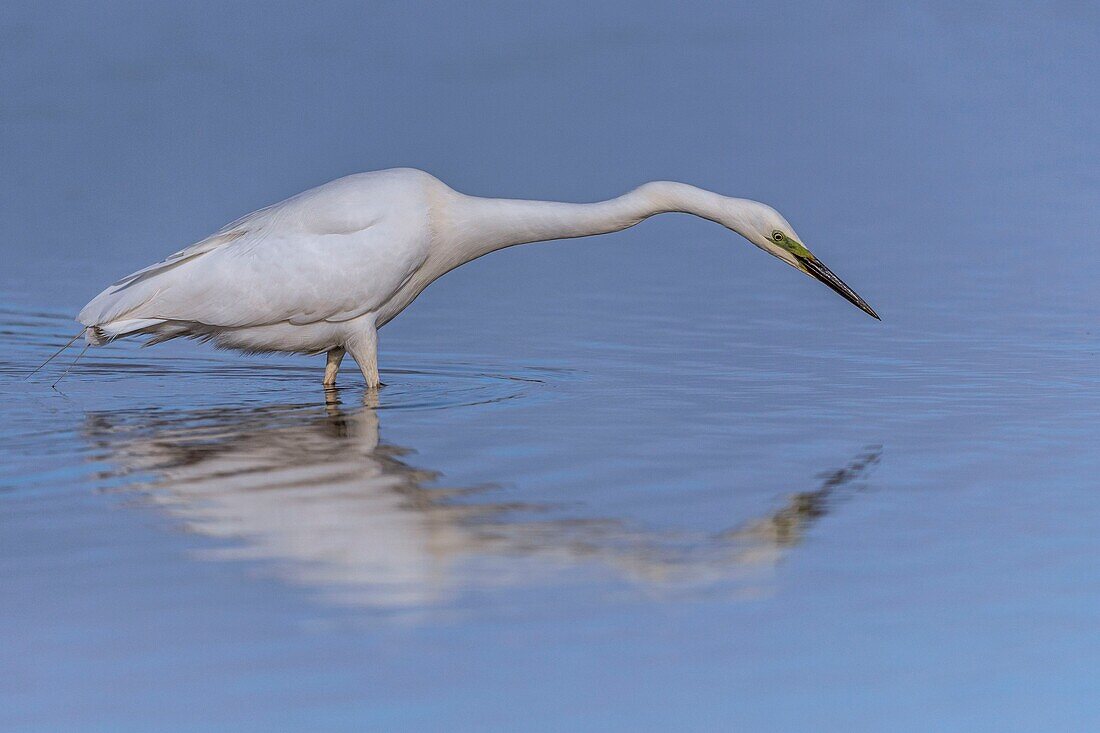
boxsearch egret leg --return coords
[346,321,382,389]
[323,347,345,387]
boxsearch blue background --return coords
[2,3,1100,731]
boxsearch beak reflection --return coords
[796,255,880,320]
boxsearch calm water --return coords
[3,3,1100,731]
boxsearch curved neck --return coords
[440,181,739,263]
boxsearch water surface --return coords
[3,3,1100,731]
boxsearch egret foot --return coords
[323,347,345,387]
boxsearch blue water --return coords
[3,3,1100,731]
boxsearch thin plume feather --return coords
[26,329,86,380]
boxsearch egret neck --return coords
[442,181,735,262]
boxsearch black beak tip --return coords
[798,255,881,322]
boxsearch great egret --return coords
[78,168,878,388]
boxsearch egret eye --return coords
[771,231,784,242]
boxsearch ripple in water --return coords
[1,306,566,412]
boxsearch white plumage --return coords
[79,167,878,388]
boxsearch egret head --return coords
[729,200,880,320]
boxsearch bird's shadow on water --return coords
[82,385,883,617]
[7,310,885,615]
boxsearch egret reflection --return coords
[85,393,880,612]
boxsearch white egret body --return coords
[79,168,878,387]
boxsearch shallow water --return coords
[4,3,1100,731]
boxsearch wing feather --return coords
[79,170,435,333]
